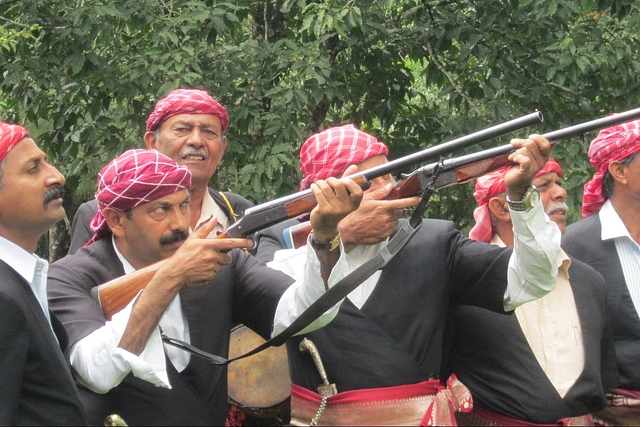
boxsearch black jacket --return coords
[0,260,86,425]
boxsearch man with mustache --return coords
[562,119,640,424]
[256,125,564,426]
[68,88,253,254]
[47,149,362,425]
[441,159,618,425]
[0,121,85,424]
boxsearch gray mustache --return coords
[182,147,206,158]
[545,201,568,215]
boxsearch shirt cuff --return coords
[70,290,172,392]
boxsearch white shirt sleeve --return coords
[69,291,171,393]
[270,237,347,337]
[503,199,561,311]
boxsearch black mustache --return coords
[43,186,65,206]
[160,230,189,246]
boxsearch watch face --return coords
[525,188,540,210]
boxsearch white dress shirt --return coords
[600,199,640,314]
[491,235,585,397]
[70,235,340,393]
[196,190,229,237]
[0,236,54,332]
[270,199,560,311]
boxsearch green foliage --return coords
[1,0,640,252]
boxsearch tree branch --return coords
[425,40,483,115]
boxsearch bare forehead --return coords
[162,114,222,129]
[5,138,46,165]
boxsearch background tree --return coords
[1,0,639,260]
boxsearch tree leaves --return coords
[1,0,640,248]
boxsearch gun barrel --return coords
[224,112,543,238]
[419,107,640,187]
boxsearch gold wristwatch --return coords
[310,232,341,251]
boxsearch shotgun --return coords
[279,107,640,250]
[93,112,544,318]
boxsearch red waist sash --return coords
[290,374,472,426]
[592,388,640,426]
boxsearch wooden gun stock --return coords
[92,260,166,320]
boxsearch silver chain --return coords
[309,394,328,426]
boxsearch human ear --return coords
[608,161,628,185]
[488,197,511,222]
[103,208,128,237]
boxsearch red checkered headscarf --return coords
[299,124,389,190]
[0,122,29,163]
[87,149,192,245]
[582,118,640,218]
[146,89,229,133]
[469,159,562,242]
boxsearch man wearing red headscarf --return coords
[0,122,85,424]
[444,160,617,425]
[68,88,253,254]
[563,118,640,424]
[47,148,362,425]
[256,125,564,426]
[255,124,420,261]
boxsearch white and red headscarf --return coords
[469,159,562,242]
[582,118,640,218]
[299,124,389,190]
[87,149,192,245]
[146,88,229,133]
[0,121,29,163]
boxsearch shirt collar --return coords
[0,235,42,283]
[599,199,632,242]
[112,234,135,274]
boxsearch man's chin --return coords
[549,216,566,233]
[46,206,67,223]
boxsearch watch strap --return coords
[310,232,341,251]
